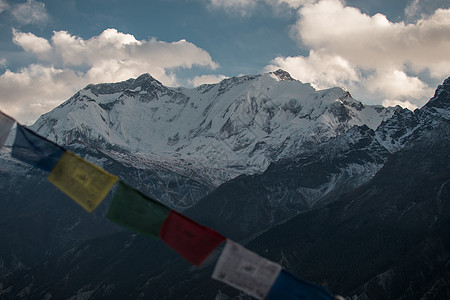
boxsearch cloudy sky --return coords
[0,0,449,124]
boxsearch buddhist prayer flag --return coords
[267,269,334,300]
[47,151,118,212]
[0,111,14,150]
[212,239,282,300]
[4,114,338,300]
[159,210,225,266]
[12,124,65,171]
[107,182,170,238]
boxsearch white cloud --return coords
[405,0,420,20]
[0,0,9,13]
[0,65,86,124]
[12,29,51,54]
[189,74,229,86]
[1,28,219,124]
[206,0,317,15]
[11,28,218,86]
[293,0,450,76]
[266,49,359,89]
[207,0,258,15]
[272,0,317,9]
[209,0,257,9]
[382,99,418,111]
[404,0,450,22]
[11,0,49,25]
[268,0,450,110]
[206,0,448,109]
[50,29,142,67]
[366,69,433,100]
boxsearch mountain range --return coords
[0,70,448,299]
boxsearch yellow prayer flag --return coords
[47,151,118,212]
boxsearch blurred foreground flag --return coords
[267,270,334,300]
[47,151,118,212]
[12,124,65,171]
[0,111,14,149]
[107,182,170,238]
[160,211,225,266]
[212,240,282,300]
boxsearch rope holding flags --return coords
[0,110,341,299]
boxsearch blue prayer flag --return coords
[267,270,334,300]
[12,124,65,171]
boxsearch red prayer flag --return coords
[159,211,225,266]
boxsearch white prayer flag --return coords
[0,111,15,149]
[212,239,282,299]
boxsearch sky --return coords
[0,0,449,124]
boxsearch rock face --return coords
[0,72,449,299]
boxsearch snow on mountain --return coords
[2,77,448,299]
[375,76,450,153]
[1,73,448,298]
[31,70,396,182]
[419,76,450,123]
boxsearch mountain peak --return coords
[30,70,397,182]
[424,76,450,110]
[442,76,450,87]
[129,73,163,90]
[270,69,295,81]
[133,73,160,84]
[82,73,163,96]
[84,78,135,95]
[136,73,152,80]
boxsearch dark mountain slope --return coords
[0,77,448,299]
[1,124,447,299]
[185,124,391,241]
[0,141,212,276]
[246,123,450,299]
[185,77,450,244]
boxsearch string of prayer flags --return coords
[12,124,65,171]
[212,239,282,300]
[267,269,334,300]
[159,210,225,266]
[4,112,339,299]
[47,151,118,212]
[107,181,171,238]
[0,111,15,150]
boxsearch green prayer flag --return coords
[107,182,171,238]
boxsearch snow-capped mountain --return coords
[375,77,450,153]
[0,69,404,280]
[1,76,448,300]
[1,70,449,299]
[31,69,396,184]
[187,77,450,241]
